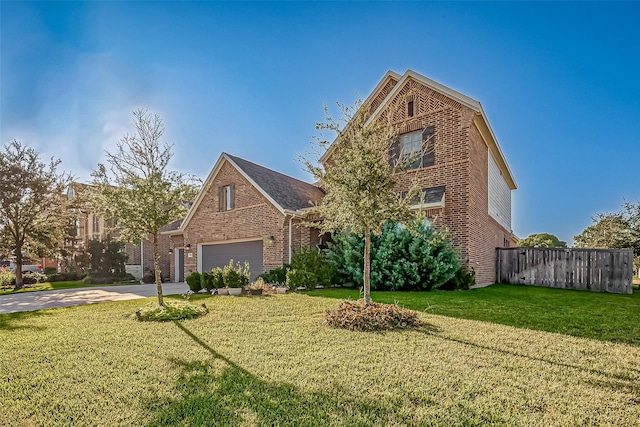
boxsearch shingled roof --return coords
[225,154,325,212]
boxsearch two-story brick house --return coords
[170,69,516,285]
[355,69,517,284]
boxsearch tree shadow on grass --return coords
[416,328,639,394]
[0,310,52,331]
[144,321,412,427]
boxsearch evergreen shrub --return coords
[186,272,202,292]
[327,221,461,291]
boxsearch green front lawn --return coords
[1,294,638,426]
[0,280,137,296]
[307,284,640,345]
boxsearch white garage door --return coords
[201,240,263,281]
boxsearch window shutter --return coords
[229,183,235,210]
[388,139,400,167]
[218,186,224,211]
[422,126,435,167]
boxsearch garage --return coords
[199,240,263,280]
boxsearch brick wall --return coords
[366,77,513,285]
[176,160,293,280]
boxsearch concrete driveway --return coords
[0,282,189,314]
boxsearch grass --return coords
[307,284,640,346]
[0,280,138,296]
[1,294,639,426]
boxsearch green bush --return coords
[0,271,16,287]
[211,267,224,289]
[47,272,85,282]
[142,271,165,284]
[440,267,476,291]
[290,247,336,287]
[43,267,57,275]
[259,265,290,285]
[185,272,202,292]
[286,268,317,291]
[22,272,48,285]
[201,272,215,292]
[327,221,461,291]
[222,260,250,288]
[325,299,422,331]
[135,300,208,322]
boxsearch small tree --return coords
[91,109,199,305]
[0,141,72,288]
[302,101,419,305]
[518,233,567,248]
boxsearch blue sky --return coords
[2,1,639,245]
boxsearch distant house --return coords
[170,69,517,286]
[66,182,174,280]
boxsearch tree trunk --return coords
[363,227,371,306]
[152,232,164,306]
[14,242,23,289]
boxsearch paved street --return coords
[0,282,189,314]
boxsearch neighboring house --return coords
[165,153,326,282]
[346,69,517,285]
[66,182,174,280]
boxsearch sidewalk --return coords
[0,282,189,314]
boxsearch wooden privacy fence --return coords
[496,248,633,294]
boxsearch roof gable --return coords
[179,153,325,231]
[364,70,516,190]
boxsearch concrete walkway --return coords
[0,282,189,314]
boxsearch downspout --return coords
[288,215,293,264]
[140,241,144,279]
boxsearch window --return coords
[219,183,235,211]
[394,127,435,170]
[407,101,414,117]
[92,216,100,233]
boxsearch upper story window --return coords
[390,126,435,170]
[92,215,100,233]
[219,183,235,211]
[407,101,414,117]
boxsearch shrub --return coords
[135,300,208,322]
[327,221,461,291]
[259,265,290,285]
[47,271,85,282]
[22,272,48,285]
[286,268,317,291]
[289,247,336,287]
[185,272,202,293]
[440,267,476,291]
[142,271,165,284]
[43,267,57,275]
[325,300,422,331]
[82,275,114,285]
[201,272,215,292]
[222,260,250,288]
[210,267,224,289]
[0,271,16,287]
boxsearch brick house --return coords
[350,69,517,285]
[66,182,174,280]
[170,69,516,286]
[165,153,325,282]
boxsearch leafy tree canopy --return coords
[518,233,567,248]
[0,140,72,288]
[301,100,421,305]
[90,109,200,305]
